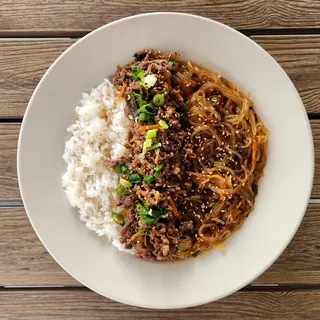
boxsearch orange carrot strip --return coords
[168,196,180,218]
[220,192,226,201]
[139,124,161,132]
[114,83,126,105]
[233,209,241,220]
[236,200,243,208]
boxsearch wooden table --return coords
[1,1,320,318]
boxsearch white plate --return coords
[18,13,314,309]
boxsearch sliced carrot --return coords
[168,196,180,218]
[236,200,243,208]
[220,192,226,200]
[139,124,161,132]
[233,209,241,220]
[251,138,257,165]
[114,83,126,105]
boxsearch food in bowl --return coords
[62,49,268,260]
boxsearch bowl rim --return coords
[17,12,314,309]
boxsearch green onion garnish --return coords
[158,120,169,129]
[116,186,129,195]
[136,203,167,224]
[129,173,142,184]
[113,166,122,174]
[133,93,147,107]
[169,61,176,66]
[132,66,146,81]
[153,94,165,107]
[121,165,130,174]
[146,129,157,139]
[140,104,156,114]
[138,112,152,122]
[143,175,155,184]
[120,178,132,189]
[154,164,164,178]
[111,212,125,227]
[149,142,161,151]
[143,139,153,152]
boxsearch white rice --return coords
[62,79,134,254]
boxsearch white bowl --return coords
[18,13,314,309]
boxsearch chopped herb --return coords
[136,203,167,224]
[169,61,176,66]
[129,173,142,184]
[113,166,122,174]
[141,74,157,88]
[158,119,169,129]
[146,129,157,139]
[149,142,161,151]
[140,104,157,114]
[139,112,152,122]
[153,94,165,107]
[116,186,129,195]
[132,66,146,81]
[143,175,155,184]
[111,212,125,227]
[120,178,132,189]
[121,165,130,174]
[133,93,147,107]
[154,164,164,178]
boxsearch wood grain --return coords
[1,290,320,319]
[1,37,320,118]
[1,120,319,201]
[1,204,319,286]
[0,40,74,118]
[0,124,20,200]
[1,0,320,36]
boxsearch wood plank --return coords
[1,204,319,286]
[1,1,320,35]
[2,120,319,201]
[0,124,20,200]
[1,290,320,319]
[1,37,320,118]
[0,40,74,118]
[254,36,320,115]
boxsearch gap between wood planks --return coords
[3,27,320,38]
[2,284,320,292]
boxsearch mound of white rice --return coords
[62,79,134,253]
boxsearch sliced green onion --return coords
[133,93,147,107]
[121,165,130,174]
[143,139,153,152]
[129,173,142,184]
[116,186,129,195]
[146,129,157,139]
[120,178,132,189]
[144,201,152,208]
[143,175,155,184]
[154,163,164,178]
[111,212,125,227]
[140,80,147,88]
[153,94,165,107]
[140,104,156,114]
[138,112,152,122]
[132,66,145,81]
[169,61,176,66]
[158,120,169,129]
[113,166,122,174]
[149,142,161,151]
